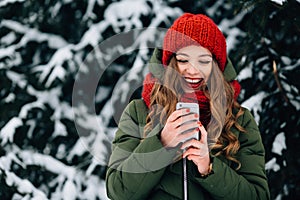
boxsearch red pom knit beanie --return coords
[162,13,227,71]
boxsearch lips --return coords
[184,77,204,89]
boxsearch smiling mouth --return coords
[184,78,204,89]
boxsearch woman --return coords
[106,13,270,200]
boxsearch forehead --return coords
[176,45,212,57]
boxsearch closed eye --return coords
[199,61,211,65]
[176,59,189,64]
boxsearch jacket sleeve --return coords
[193,108,270,200]
[105,100,177,200]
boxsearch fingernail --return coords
[186,108,190,112]
[198,121,202,127]
[194,114,199,118]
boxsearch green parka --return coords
[106,48,270,200]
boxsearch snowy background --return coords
[0,0,299,199]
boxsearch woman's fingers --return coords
[198,121,208,143]
[180,121,209,159]
[168,109,198,124]
[182,147,209,158]
[182,147,201,158]
[178,127,199,142]
[177,120,199,134]
[161,110,201,148]
[180,121,207,148]
[181,138,201,150]
[167,109,190,122]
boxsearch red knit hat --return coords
[162,13,227,71]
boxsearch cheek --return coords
[177,65,185,75]
[202,67,212,80]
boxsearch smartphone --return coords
[176,102,200,141]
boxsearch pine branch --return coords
[272,60,291,105]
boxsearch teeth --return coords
[185,78,201,84]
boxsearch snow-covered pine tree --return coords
[0,0,299,199]
[230,0,300,199]
[0,0,181,199]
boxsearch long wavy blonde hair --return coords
[144,56,245,169]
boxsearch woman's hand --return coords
[181,122,211,175]
[160,109,199,149]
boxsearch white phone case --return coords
[176,102,200,141]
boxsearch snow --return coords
[4,93,15,103]
[32,46,71,87]
[0,117,23,145]
[0,0,25,7]
[0,31,17,45]
[62,179,77,200]
[265,157,280,172]
[72,104,110,166]
[53,120,68,137]
[19,150,77,178]
[6,70,27,88]
[73,109,102,133]
[0,46,15,59]
[1,20,68,49]
[241,92,268,123]
[206,1,223,17]
[272,132,286,155]
[219,10,247,53]
[279,59,300,110]
[290,99,300,110]
[270,0,287,5]
[104,0,151,32]
[83,0,104,20]
[95,86,111,103]
[281,56,292,65]
[258,71,265,81]
[67,138,88,160]
[0,46,22,69]
[0,152,24,170]
[280,122,286,129]
[5,171,48,199]
[238,65,252,80]
[76,23,104,49]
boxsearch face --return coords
[175,45,213,92]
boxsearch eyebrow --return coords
[175,53,212,58]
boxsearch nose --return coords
[185,61,199,74]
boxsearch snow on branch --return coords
[0,117,23,145]
[72,107,109,166]
[3,170,48,199]
[104,0,151,32]
[272,132,286,156]
[1,20,68,49]
[31,46,74,87]
[82,0,105,21]
[0,0,25,7]
[219,11,247,53]
[241,91,268,123]
[270,0,287,6]
[0,144,107,199]
[18,150,76,179]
